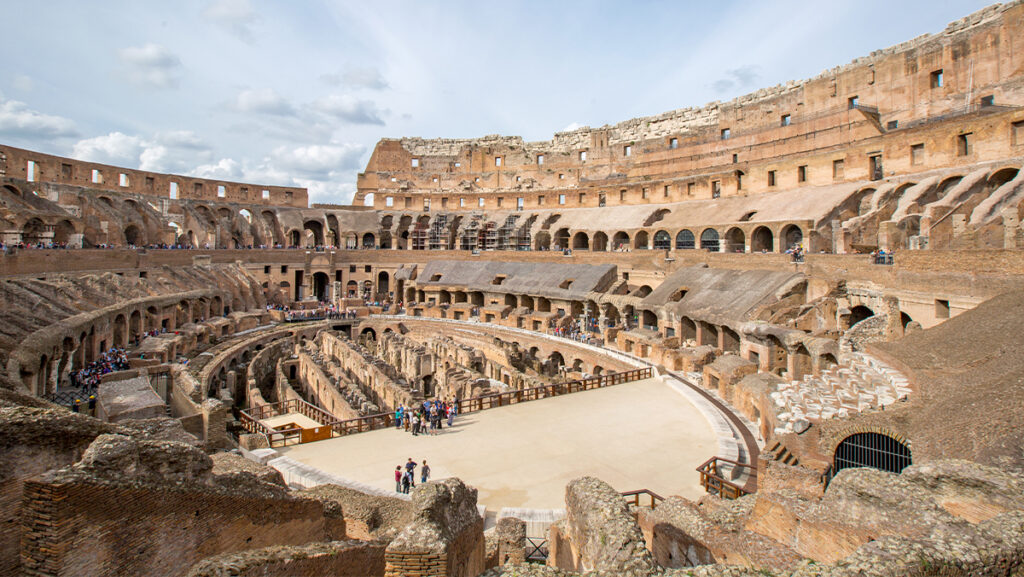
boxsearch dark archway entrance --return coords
[312,272,330,302]
[832,432,912,481]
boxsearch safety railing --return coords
[242,366,653,447]
[697,456,757,500]
[621,488,664,510]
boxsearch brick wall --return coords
[19,479,338,577]
[186,540,386,577]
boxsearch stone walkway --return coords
[276,377,719,509]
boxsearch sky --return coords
[0,0,996,205]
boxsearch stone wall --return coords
[185,540,387,577]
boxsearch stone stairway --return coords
[771,352,911,435]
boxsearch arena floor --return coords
[276,376,720,510]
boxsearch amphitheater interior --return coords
[4,3,1024,576]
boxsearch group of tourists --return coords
[69,347,130,392]
[394,399,457,436]
[395,458,431,493]
[0,241,76,251]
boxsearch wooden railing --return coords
[621,488,664,510]
[241,366,653,447]
[697,456,757,500]
[455,367,652,415]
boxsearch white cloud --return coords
[193,158,245,180]
[203,0,259,43]
[311,94,385,125]
[271,143,366,179]
[72,132,145,166]
[233,88,296,116]
[561,122,584,132]
[118,43,182,89]
[13,75,34,92]
[0,96,78,139]
[710,65,761,94]
[71,131,214,173]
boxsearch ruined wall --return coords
[185,540,387,577]
[19,434,344,577]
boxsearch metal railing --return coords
[696,456,757,500]
[242,366,652,447]
[525,537,548,562]
[621,488,664,510]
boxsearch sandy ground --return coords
[277,377,719,510]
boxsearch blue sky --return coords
[0,0,995,204]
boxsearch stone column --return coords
[1002,208,1019,249]
[496,517,526,565]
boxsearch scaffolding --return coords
[496,215,520,251]
[516,215,535,251]
[478,221,497,251]
[411,217,429,250]
[460,214,482,251]
[429,213,449,250]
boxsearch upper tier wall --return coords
[356,1,1024,207]
[0,145,308,208]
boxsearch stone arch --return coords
[571,231,590,250]
[751,226,773,252]
[612,231,630,250]
[303,220,325,247]
[312,272,330,302]
[362,232,376,249]
[534,231,551,251]
[123,223,143,247]
[377,271,390,299]
[831,429,912,480]
[848,305,875,328]
[634,230,649,249]
[653,230,671,250]
[53,219,76,245]
[632,285,652,298]
[592,231,608,251]
[554,228,570,250]
[699,228,719,251]
[792,343,813,380]
[2,184,22,197]
[988,166,1020,190]
[780,224,804,250]
[724,227,745,253]
[679,317,697,341]
[641,310,658,329]
[675,229,695,249]
[22,218,48,244]
[722,326,741,352]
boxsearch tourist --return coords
[395,405,403,429]
[405,458,417,487]
[421,460,430,484]
[395,466,402,492]
[72,399,81,413]
[401,470,411,494]
[447,402,456,427]
[411,412,421,436]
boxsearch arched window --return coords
[700,229,720,251]
[675,230,695,249]
[653,230,671,250]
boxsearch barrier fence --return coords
[240,366,653,447]
[696,456,757,499]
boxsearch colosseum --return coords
[3,3,1024,576]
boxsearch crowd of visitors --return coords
[68,348,131,404]
[394,399,457,437]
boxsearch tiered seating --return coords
[771,352,911,435]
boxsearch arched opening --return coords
[22,218,48,245]
[653,230,671,250]
[53,220,75,246]
[303,220,325,247]
[520,294,535,310]
[833,432,912,478]
[124,224,143,247]
[632,285,652,298]
[346,280,358,298]
[724,227,745,253]
[700,228,720,251]
[634,230,649,250]
[592,231,608,251]
[988,167,1020,190]
[722,326,741,352]
[548,351,565,371]
[781,224,804,251]
[534,231,551,251]
[641,310,658,330]
[612,231,630,251]
[362,232,376,249]
[675,229,695,250]
[848,305,874,328]
[312,272,330,302]
[377,271,390,300]
[360,327,378,341]
[571,231,590,250]
[554,228,570,250]
[900,312,914,330]
[751,226,773,252]
[440,290,453,305]
[537,297,551,312]
[679,317,697,341]
[288,229,301,247]
[820,353,838,370]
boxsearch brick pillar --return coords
[496,517,526,565]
